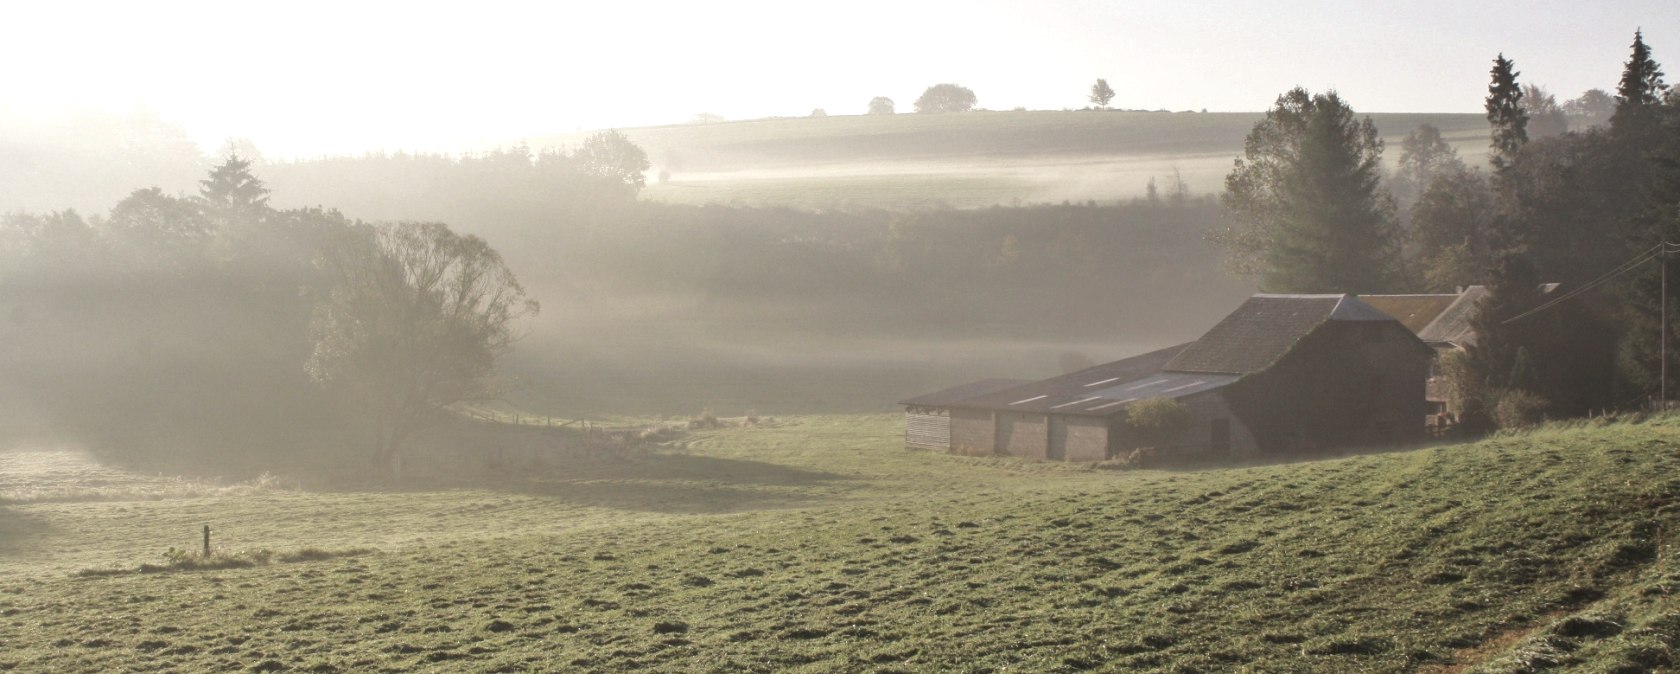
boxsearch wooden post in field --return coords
[202,525,211,557]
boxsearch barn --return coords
[1363,283,1615,423]
[898,379,1028,451]
[939,343,1194,460]
[901,293,1434,462]
[1168,293,1433,456]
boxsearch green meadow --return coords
[2,414,1677,672]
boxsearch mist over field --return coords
[1,109,1294,423]
[5,4,1680,672]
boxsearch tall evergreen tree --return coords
[1485,54,1528,173]
[1616,101,1680,395]
[1217,88,1398,293]
[198,154,270,228]
[1612,30,1669,135]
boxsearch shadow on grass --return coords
[509,479,823,514]
[303,453,856,514]
[0,507,51,557]
[544,453,851,488]
[499,453,854,513]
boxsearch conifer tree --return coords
[1616,99,1680,394]
[1485,54,1528,173]
[1612,30,1668,134]
[198,154,271,228]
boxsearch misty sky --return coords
[3,0,1675,159]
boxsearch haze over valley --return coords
[4,3,1680,672]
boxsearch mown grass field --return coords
[531,110,1492,209]
[2,415,1678,673]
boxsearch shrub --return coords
[1494,389,1548,429]
[1126,398,1192,452]
[1440,350,1503,434]
[687,410,722,429]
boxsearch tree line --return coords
[1213,30,1677,429]
[0,156,543,476]
[2,126,1249,467]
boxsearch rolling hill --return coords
[2,414,1676,672]
[531,110,1492,209]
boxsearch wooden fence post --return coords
[202,525,211,557]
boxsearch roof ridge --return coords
[1252,293,1346,299]
[1328,294,1395,321]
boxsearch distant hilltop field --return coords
[531,110,1491,210]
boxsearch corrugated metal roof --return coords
[899,378,1033,407]
[1164,294,1393,375]
[949,343,1192,415]
[1082,372,1240,410]
[1360,294,1459,333]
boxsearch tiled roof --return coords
[1414,284,1560,347]
[1164,294,1392,375]
[899,378,1032,407]
[1360,294,1459,333]
[1414,286,1486,346]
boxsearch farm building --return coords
[1363,283,1615,421]
[1359,293,1464,416]
[899,379,1028,451]
[901,294,1434,462]
[939,343,1193,461]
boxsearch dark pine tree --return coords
[198,154,271,229]
[1612,30,1669,136]
[1485,53,1529,173]
[1616,100,1680,397]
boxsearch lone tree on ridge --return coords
[1089,78,1115,108]
[914,84,977,113]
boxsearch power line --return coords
[1501,242,1668,325]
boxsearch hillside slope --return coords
[2,416,1676,672]
[530,110,1491,209]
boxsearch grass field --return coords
[530,110,1493,209]
[3,414,1679,672]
